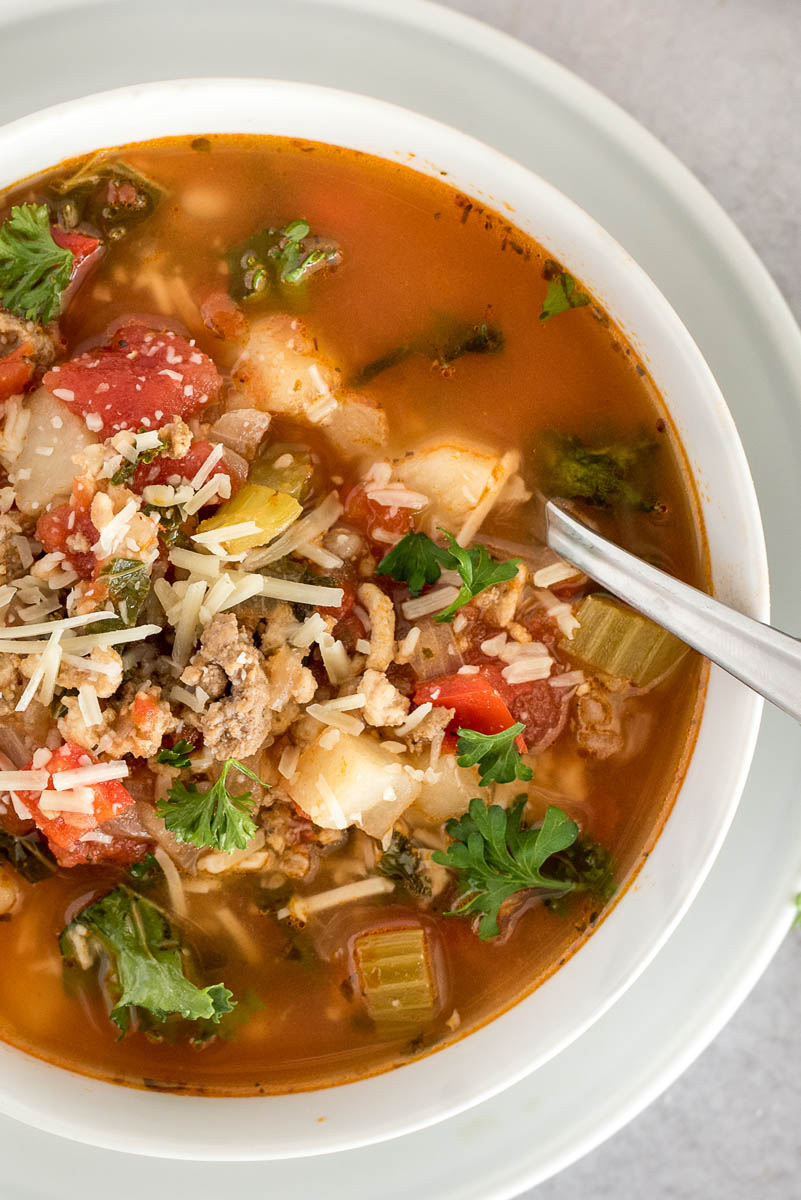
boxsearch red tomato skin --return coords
[43,323,222,434]
[17,743,135,852]
[131,440,244,498]
[35,503,98,579]
[342,484,414,548]
[50,227,101,269]
[0,343,34,401]
[414,673,526,750]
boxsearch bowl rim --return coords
[0,76,768,1160]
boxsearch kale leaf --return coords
[536,430,657,510]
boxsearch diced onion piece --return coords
[195,483,301,553]
[562,594,687,687]
[354,926,437,1030]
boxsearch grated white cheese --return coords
[317,633,351,685]
[480,632,508,656]
[15,629,62,712]
[258,575,343,608]
[0,770,50,791]
[199,574,237,623]
[60,652,120,679]
[365,486,429,510]
[168,547,220,578]
[290,611,328,649]
[77,684,103,728]
[355,638,372,655]
[277,744,300,779]
[171,579,207,667]
[189,441,225,490]
[243,492,342,569]
[153,846,188,918]
[313,694,367,713]
[280,876,395,924]
[182,471,231,516]
[532,560,581,589]
[306,703,364,736]
[501,658,553,684]
[217,575,264,612]
[401,586,460,621]
[8,791,33,820]
[95,499,138,556]
[319,727,341,750]
[0,612,119,640]
[392,701,433,735]
[11,536,34,569]
[51,760,128,790]
[170,685,208,713]
[456,664,480,675]
[296,541,344,570]
[192,521,261,549]
[550,669,585,688]
[38,786,95,817]
[497,641,549,663]
[0,585,16,610]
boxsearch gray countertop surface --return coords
[438,1,801,1195]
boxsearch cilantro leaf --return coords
[539,260,591,322]
[156,758,267,853]
[156,739,195,770]
[434,530,520,623]
[100,557,150,626]
[227,219,340,302]
[433,799,583,938]
[0,203,73,323]
[376,531,453,596]
[59,886,235,1033]
[455,723,534,787]
[376,831,431,896]
[537,430,657,510]
[110,432,167,486]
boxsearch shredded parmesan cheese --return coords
[171,579,208,667]
[533,560,581,589]
[306,703,364,736]
[281,877,395,924]
[51,760,128,790]
[401,586,460,621]
[77,684,103,727]
[0,770,50,791]
[392,701,433,735]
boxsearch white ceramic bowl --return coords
[0,78,767,1160]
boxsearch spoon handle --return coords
[545,500,799,721]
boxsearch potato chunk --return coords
[394,440,517,539]
[11,387,97,516]
[287,731,421,840]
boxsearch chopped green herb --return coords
[227,219,340,303]
[100,557,150,626]
[433,530,520,623]
[455,723,533,787]
[433,799,584,939]
[50,157,162,240]
[0,829,57,883]
[142,503,189,549]
[0,203,74,323]
[110,433,167,486]
[539,261,591,322]
[156,739,195,770]
[376,832,431,896]
[127,851,160,883]
[376,530,453,596]
[352,317,504,386]
[543,834,616,916]
[59,886,234,1034]
[156,758,267,854]
[536,430,657,510]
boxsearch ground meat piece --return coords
[58,684,178,757]
[467,563,527,630]
[404,704,455,749]
[0,654,23,716]
[0,311,58,372]
[55,645,123,699]
[158,416,192,459]
[357,581,395,671]
[260,601,300,654]
[0,513,26,586]
[182,613,274,761]
[357,668,410,727]
[572,680,623,759]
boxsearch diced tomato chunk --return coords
[16,742,135,854]
[0,342,34,402]
[342,484,414,548]
[35,501,98,580]
[50,227,101,270]
[54,835,147,869]
[131,439,245,498]
[43,323,222,434]
[463,657,570,752]
[414,672,526,750]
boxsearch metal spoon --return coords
[545,499,800,722]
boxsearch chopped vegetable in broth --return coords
[0,135,705,1095]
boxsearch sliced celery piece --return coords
[248,443,315,501]
[562,594,686,687]
[354,926,436,1031]
[196,483,301,553]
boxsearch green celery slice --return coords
[354,926,436,1031]
[562,594,687,686]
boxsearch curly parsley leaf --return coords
[100,557,150,626]
[59,886,235,1034]
[156,739,195,770]
[227,219,340,302]
[434,530,520,623]
[376,531,453,596]
[433,799,583,939]
[156,758,267,854]
[539,260,591,322]
[0,203,73,323]
[536,430,657,510]
[376,832,431,896]
[455,723,533,787]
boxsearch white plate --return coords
[0,0,799,1195]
